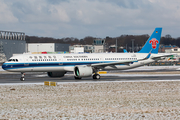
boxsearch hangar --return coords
[0,31,26,62]
[27,43,70,53]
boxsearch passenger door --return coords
[23,56,29,66]
[58,56,63,65]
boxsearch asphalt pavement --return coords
[0,71,180,83]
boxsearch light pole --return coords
[131,39,134,52]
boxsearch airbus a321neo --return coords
[2,28,173,81]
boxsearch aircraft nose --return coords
[2,63,7,70]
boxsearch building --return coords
[69,45,84,53]
[0,41,6,63]
[93,39,106,53]
[0,31,26,61]
[159,44,178,53]
[69,39,106,53]
[27,43,70,53]
[69,45,94,53]
[165,48,180,58]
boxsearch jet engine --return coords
[74,65,93,77]
[47,72,66,77]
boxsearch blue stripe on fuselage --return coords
[2,61,101,70]
[2,61,138,70]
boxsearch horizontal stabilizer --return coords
[151,53,176,60]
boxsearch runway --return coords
[0,66,180,84]
[0,70,180,84]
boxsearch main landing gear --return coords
[92,74,100,79]
[92,69,101,79]
[20,72,25,81]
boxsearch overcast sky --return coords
[0,0,180,39]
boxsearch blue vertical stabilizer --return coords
[138,28,162,54]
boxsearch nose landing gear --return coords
[20,72,25,81]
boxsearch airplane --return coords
[2,28,173,81]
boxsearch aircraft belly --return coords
[6,67,65,72]
[28,67,65,72]
[63,66,74,72]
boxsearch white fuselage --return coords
[2,53,156,72]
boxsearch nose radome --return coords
[2,63,7,70]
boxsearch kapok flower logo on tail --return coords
[149,38,159,49]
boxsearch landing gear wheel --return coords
[74,76,82,80]
[96,74,100,79]
[93,74,101,79]
[20,72,25,81]
[20,77,25,81]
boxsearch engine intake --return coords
[74,65,93,77]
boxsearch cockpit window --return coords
[8,59,12,62]
[8,59,18,62]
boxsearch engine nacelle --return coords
[74,65,93,77]
[47,72,66,77]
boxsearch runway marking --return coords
[33,73,180,78]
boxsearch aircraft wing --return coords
[91,60,134,66]
[91,60,135,69]
[91,52,152,69]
